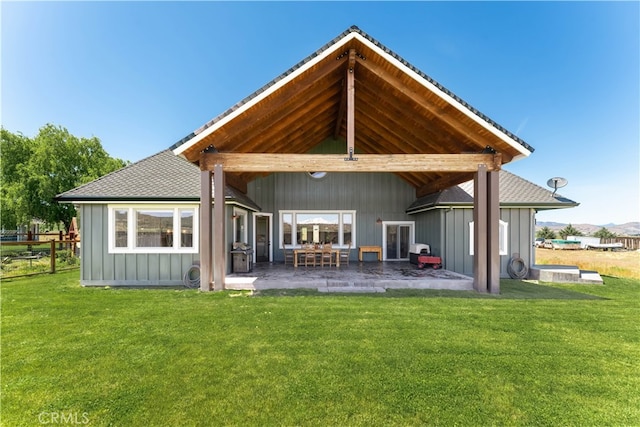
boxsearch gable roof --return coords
[171,26,534,196]
[406,170,579,214]
[56,150,261,211]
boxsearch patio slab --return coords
[226,261,474,292]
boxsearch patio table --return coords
[293,248,340,267]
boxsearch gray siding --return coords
[413,207,535,278]
[79,204,199,286]
[248,171,417,262]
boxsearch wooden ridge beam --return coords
[201,153,501,173]
[346,49,356,159]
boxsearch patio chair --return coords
[321,243,334,267]
[283,245,295,265]
[339,242,351,266]
[304,244,317,267]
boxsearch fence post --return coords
[50,239,56,274]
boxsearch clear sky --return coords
[2,1,638,225]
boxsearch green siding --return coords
[248,171,417,262]
[79,204,199,286]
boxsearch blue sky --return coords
[2,1,638,225]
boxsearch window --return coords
[233,208,248,244]
[280,210,355,248]
[108,205,198,253]
[469,220,508,256]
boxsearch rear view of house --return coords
[57,26,577,292]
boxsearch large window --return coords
[280,210,355,248]
[108,205,198,253]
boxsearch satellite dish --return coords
[546,177,568,196]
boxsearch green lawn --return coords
[2,272,639,426]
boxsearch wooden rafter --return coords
[333,78,346,140]
[355,57,514,162]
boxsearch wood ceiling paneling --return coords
[177,31,531,196]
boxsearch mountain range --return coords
[536,221,640,236]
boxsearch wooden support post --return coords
[50,239,56,274]
[473,165,488,292]
[212,164,226,291]
[487,170,500,294]
[200,170,212,291]
[346,49,356,159]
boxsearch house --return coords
[57,26,577,292]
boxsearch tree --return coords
[594,227,617,239]
[1,129,32,229]
[1,124,128,232]
[536,226,556,240]
[559,224,583,240]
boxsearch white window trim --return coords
[381,221,415,261]
[108,204,199,254]
[469,220,509,256]
[279,210,356,249]
[232,207,249,244]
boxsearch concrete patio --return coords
[225,261,474,293]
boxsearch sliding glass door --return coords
[383,222,414,261]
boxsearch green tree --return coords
[1,125,128,232]
[559,224,583,240]
[536,226,556,240]
[594,227,616,239]
[1,129,33,229]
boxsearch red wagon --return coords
[416,255,442,269]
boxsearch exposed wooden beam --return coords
[224,172,248,194]
[415,172,475,198]
[181,55,347,162]
[346,49,356,159]
[356,57,510,158]
[414,153,501,197]
[201,153,501,173]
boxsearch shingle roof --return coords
[56,150,261,210]
[406,170,579,213]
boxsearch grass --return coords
[2,271,639,426]
[536,247,640,280]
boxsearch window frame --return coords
[279,210,356,249]
[108,204,199,254]
[469,220,509,256]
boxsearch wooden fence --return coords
[0,239,79,279]
[602,237,640,251]
[0,231,73,242]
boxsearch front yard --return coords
[2,271,639,426]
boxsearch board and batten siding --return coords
[425,207,535,277]
[248,171,417,262]
[79,204,199,286]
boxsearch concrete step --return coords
[530,265,603,284]
[318,286,386,293]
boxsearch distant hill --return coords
[536,221,640,236]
